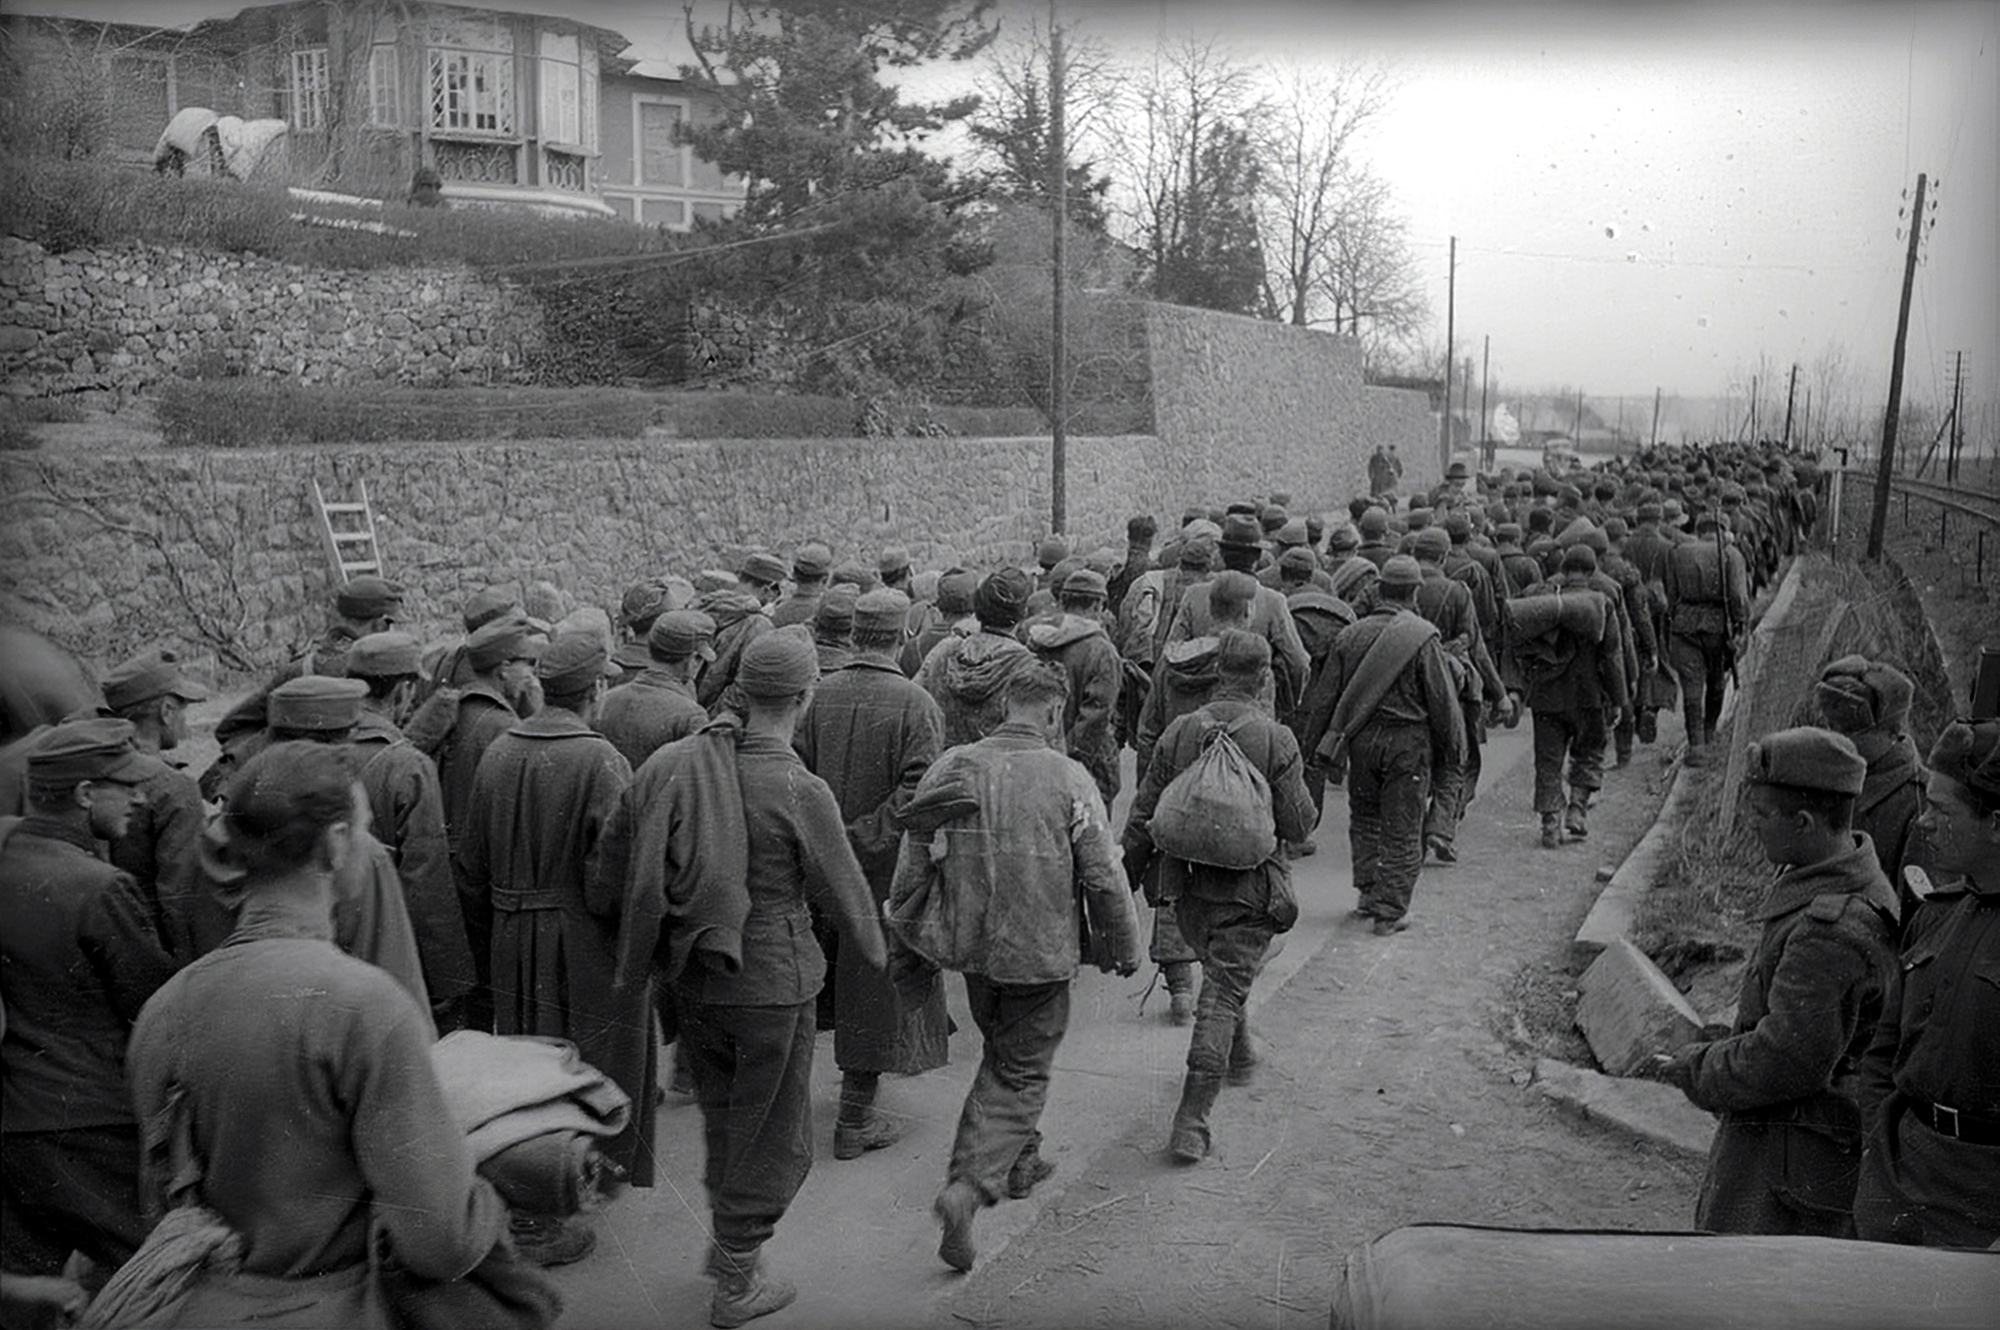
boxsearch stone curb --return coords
[1534,1057,1717,1160]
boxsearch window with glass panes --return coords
[289,48,328,131]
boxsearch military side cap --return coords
[877,545,912,578]
[737,631,819,699]
[854,588,911,637]
[335,575,403,621]
[1929,719,2000,800]
[345,631,423,679]
[102,647,209,711]
[830,560,876,590]
[693,569,739,595]
[974,567,1034,624]
[1036,534,1071,567]
[1560,544,1599,574]
[1744,726,1866,796]
[1060,568,1109,600]
[28,716,149,784]
[792,542,834,580]
[739,552,788,587]
[1274,518,1309,548]
[1219,513,1264,549]
[269,676,367,732]
[462,586,521,632]
[814,584,859,633]
[1411,527,1451,560]
[1258,504,1290,533]
[621,581,673,628]
[1379,554,1424,589]
[1328,523,1361,552]
[1358,508,1390,539]
[1279,546,1317,574]
[649,609,718,662]
[465,615,539,672]
[537,632,616,690]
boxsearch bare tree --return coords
[1253,62,1390,327]
[967,20,1121,228]
[1316,169,1428,352]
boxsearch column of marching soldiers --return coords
[5,438,1998,1329]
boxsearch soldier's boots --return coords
[1227,1028,1263,1087]
[708,1246,796,1328]
[1164,961,1196,1026]
[1540,812,1563,849]
[509,1211,595,1267]
[1168,1071,1226,1163]
[934,1179,982,1272]
[1564,796,1591,840]
[833,1111,903,1160]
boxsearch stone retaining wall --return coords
[0,236,546,406]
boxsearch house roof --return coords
[182,1,641,74]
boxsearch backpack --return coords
[1148,720,1277,870]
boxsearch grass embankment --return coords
[1630,552,1954,1005]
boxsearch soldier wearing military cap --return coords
[205,574,406,798]
[1663,507,1750,765]
[421,584,523,700]
[343,632,478,1031]
[594,609,716,770]
[771,543,835,630]
[738,551,789,608]
[810,584,859,675]
[1033,534,1071,591]
[88,648,209,956]
[1299,556,1466,934]
[915,569,1035,749]
[1409,528,1502,864]
[0,718,178,1279]
[1655,726,1899,1238]
[1815,655,1929,910]
[903,567,976,678]
[1022,568,1124,810]
[458,633,635,1265]
[795,589,951,1162]
[600,631,886,1324]
[614,580,678,675]
[1515,545,1630,846]
[1855,717,2000,1248]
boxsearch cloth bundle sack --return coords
[1148,722,1277,870]
[1503,589,1607,644]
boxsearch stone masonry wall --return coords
[0,236,547,406]
[1144,303,1436,498]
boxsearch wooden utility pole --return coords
[1749,374,1759,442]
[1479,334,1490,467]
[1574,389,1584,440]
[1649,386,1662,450]
[1781,362,1799,445]
[1867,171,1928,561]
[1948,351,1966,482]
[1441,236,1456,471]
[1048,3,1067,534]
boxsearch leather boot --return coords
[933,1179,981,1273]
[1164,962,1195,1026]
[1540,812,1562,849]
[1564,795,1590,840]
[1168,1071,1225,1163]
[709,1247,796,1328]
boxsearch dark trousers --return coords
[1852,1097,2000,1248]
[1531,707,1606,814]
[1148,900,1198,966]
[1424,701,1482,847]
[678,998,817,1253]
[1175,897,1276,1075]
[1668,632,1728,748]
[1347,722,1431,922]
[950,976,1070,1205]
[0,1125,147,1276]
[1695,1119,1858,1238]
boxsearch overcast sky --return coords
[26,0,2000,413]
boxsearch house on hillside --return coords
[0,2,743,227]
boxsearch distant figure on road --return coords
[887,659,1139,1275]
[1655,727,1898,1237]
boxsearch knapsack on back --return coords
[1148,720,1277,870]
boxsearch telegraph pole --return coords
[1479,335,1490,468]
[1440,236,1456,471]
[1048,1,1067,534]
[1781,362,1798,445]
[1649,387,1662,451]
[1867,171,1928,561]
[1948,351,1965,482]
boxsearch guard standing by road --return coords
[1854,718,2000,1248]
[1299,555,1465,934]
[1655,727,1898,1237]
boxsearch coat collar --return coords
[508,707,598,740]
[1755,832,1899,922]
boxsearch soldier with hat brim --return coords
[421,584,524,702]
[600,631,887,1325]
[902,567,976,678]
[771,544,835,630]
[1124,631,1316,1163]
[794,589,952,1162]
[614,580,678,677]
[1033,535,1071,592]
[205,574,405,798]
[810,584,859,676]
[456,634,637,1265]
[84,648,210,959]
[1653,726,1899,1238]
[915,570,1036,749]
[1162,554,1313,737]
[1854,717,2000,1248]
[594,609,716,771]
[342,632,479,1031]
[0,717,179,1280]
[1299,555,1466,934]
[737,552,789,609]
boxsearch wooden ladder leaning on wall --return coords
[312,478,383,584]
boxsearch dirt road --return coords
[545,722,1702,1330]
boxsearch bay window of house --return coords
[289,47,328,131]
[427,14,514,138]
